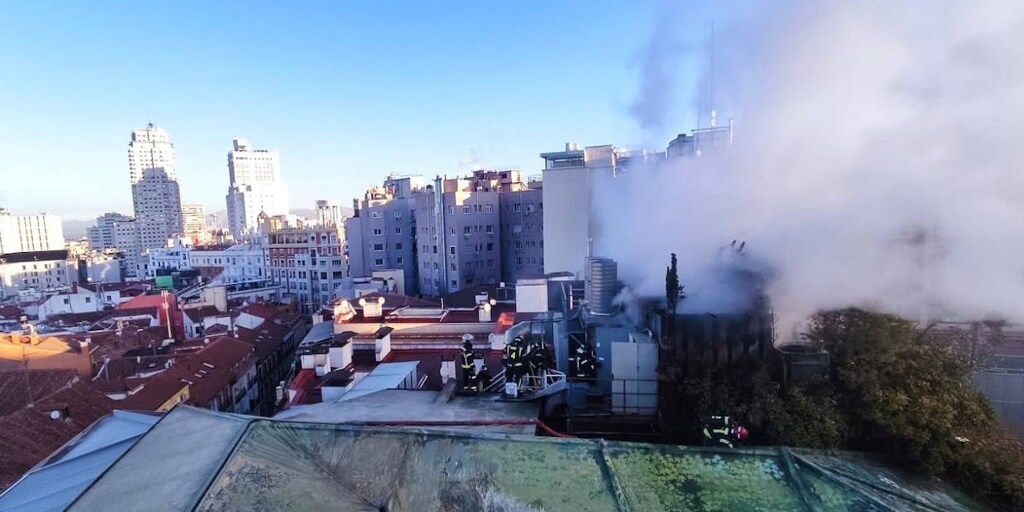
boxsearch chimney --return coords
[312,313,323,324]
[359,296,386,319]
[478,303,492,323]
[78,337,93,379]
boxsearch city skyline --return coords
[0,1,721,220]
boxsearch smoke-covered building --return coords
[539,144,662,279]
[344,176,423,295]
[666,118,734,158]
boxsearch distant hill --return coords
[62,219,94,240]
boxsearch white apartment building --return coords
[225,137,288,238]
[190,243,268,284]
[0,210,64,254]
[143,239,192,278]
[0,250,74,299]
[87,212,133,251]
[128,123,184,253]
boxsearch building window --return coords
[395,243,403,250]
[449,246,456,255]
[373,244,384,251]
[396,257,403,265]
[485,225,493,234]
[451,263,457,271]
[394,227,402,235]
[485,205,493,213]
[85,297,91,303]
[393,211,402,219]
[374,258,384,266]
[463,206,470,214]
[486,242,494,251]
[451,280,458,288]
[463,226,471,234]
[371,211,381,219]
[373,228,383,236]
[513,204,522,212]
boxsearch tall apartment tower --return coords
[128,123,183,253]
[414,171,521,296]
[0,209,65,253]
[225,137,288,238]
[345,176,423,295]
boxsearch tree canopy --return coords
[659,307,1024,509]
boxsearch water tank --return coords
[585,257,618,315]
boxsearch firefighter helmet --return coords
[735,426,749,440]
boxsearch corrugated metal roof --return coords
[0,410,158,512]
[340,361,419,401]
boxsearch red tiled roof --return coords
[0,381,114,490]
[183,305,224,323]
[287,368,318,405]
[118,373,187,411]
[0,370,78,417]
[381,349,503,390]
[117,293,176,311]
[0,305,24,320]
[117,336,255,410]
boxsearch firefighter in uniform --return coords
[701,416,749,448]
[460,334,477,391]
[527,337,548,376]
[571,340,597,380]
[478,364,491,393]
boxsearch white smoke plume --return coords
[597,0,1024,336]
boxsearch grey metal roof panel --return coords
[67,406,249,512]
[0,411,159,512]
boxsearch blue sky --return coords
[0,1,721,221]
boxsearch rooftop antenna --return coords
[697,22,717,133]
[709,22,716,128]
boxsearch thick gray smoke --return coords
[598,1,1024,336]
